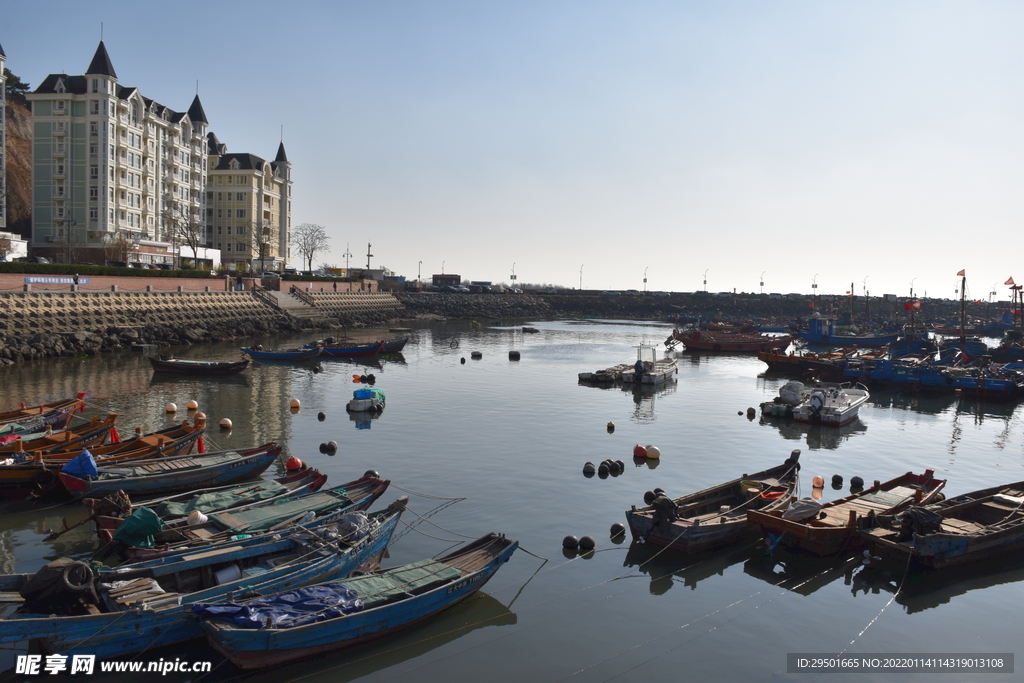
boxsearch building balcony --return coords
[53,128,65,137]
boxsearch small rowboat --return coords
[748,469,946,556]
[380,338,408,353]
[0,416,205,499]
[625,452,801,553]
[306,341,385,359]
[0,393,87,429]
[149,356,251,374]
[861,480,1024,570]
[241,347,322,361]
[86,467,329,544]
[196,533,518,669]
[0,413,118,457]
[59,444,282,499]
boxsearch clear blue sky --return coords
[5,1,1023,299]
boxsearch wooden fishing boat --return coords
[86,467,328,544]
[0,501,407,661]
[241,346,322,361]
[380,338,409,353]
[671,327,793,353]
[757,348,856,382]
[149,356,251,374]
[58,444,282,499]
[0,416,205,498]
[307,340,386,359]
[625,452,801,553]
[748,469,946,557]
[196,532,518,670]
[0,393,86,429]
[796,317,901,347]
[861,481,1024,570]
[0,413,117,457]
[94,474,392,565]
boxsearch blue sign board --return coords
[24,276,90,285]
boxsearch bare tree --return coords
[293,223,330,272]
[162,201,204,268]
[246,219,277,271]
[53,220,86,264]
[102,231,138,264]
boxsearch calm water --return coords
[1,319,1021,682]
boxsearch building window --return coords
[89,166,99,178]
[237,242,245,252]
[236,209,245,218]
[90,187,98,199]
[89,208,98,221]
[237,225,245,235]
[236,193,244,201]
[217,226,222,235]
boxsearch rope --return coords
[389,483,466,501]
[839,552,914,655]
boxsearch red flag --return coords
[109,426,120,444]
[903,302,913,310]
[957,269,965,276]
[913,301,921,309]
[846,291,851,295]
[808,301,814,308]
[1006,277,1016,286]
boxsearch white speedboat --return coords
[762,381,869,427]
[620,344,678,385]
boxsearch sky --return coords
[4,1,1024,300]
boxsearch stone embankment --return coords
[0,290,403,365]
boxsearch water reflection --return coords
[743,547,856,597]
[759,415,867,451]
[623,541,753,595]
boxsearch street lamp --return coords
[760,271,765,295]
[579,264,583,290]
[643,267,648,294]
[418,261,422,282]
[812,273,818,301]
[511,262,517,290]
[442,260,445,275]
[910,277,917,299]
[703,269,708,293]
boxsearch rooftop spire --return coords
[275,141,289,163]
[187,94,208,124]
[85,40,117,78]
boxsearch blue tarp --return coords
[192,583,364,629]
[62,450,98,479]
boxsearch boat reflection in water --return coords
[759,415,867,451]
[623,541,752,596]
[349,409,382,430]
[743,546,856,597]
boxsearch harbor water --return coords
[0,318,1021,682]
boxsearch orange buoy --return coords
[286,456,303,471]
[633,444,648,458]
[812,475,825,488]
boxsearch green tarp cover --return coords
[209,490,352,533]
[153,480,290,519]
[369,388,385,403]
[112,507,165,548]
[343,559,462,609]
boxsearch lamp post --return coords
[579,264,583,291]
[342,243,352,275]
[703,269,708,293]
[418,260,422,282]
[442,260,445,275]
[760,271,765,295]
[812,273,818,302]
[511,262,517,291]
[910,277,917,299]
[643,267,648,294]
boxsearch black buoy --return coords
[832,474,843,487]
[583,462,596,475]
[325,440,338,456]
[562,535,579,550]
[654,487,666,497]
[318,442,328,453]
[610,523,626,538]
[850,475,864,489]
[317,412,326,421]
[364,469,380,479]
[598,461,609,475]
[643,490,657,505]
[746,407,756,419]
[607,422,615,433]
[366,374,376,384]
[616,459,626,472]
[509,351,520,361]
[460,357,466,364]
[578,536,596,551]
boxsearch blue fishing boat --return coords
[305,340,385,358]
[195,532,518,669]
[241,346,322,361]
[58,444,281,498]
[0,501,406,660]
[797,316,900,347]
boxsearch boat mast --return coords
[959,272,967,356]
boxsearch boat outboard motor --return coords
[18,557,99,613]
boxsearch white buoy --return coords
[165,402,177,413]
[219,418,232,429]
[289,398,301,409]
[645,445,661,459]
[186,400,199,410]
